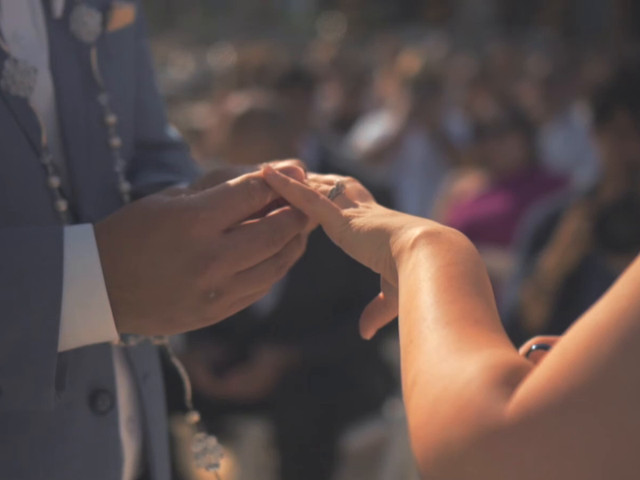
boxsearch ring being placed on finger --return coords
[327,181,346,201]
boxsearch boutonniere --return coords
[69,3,103,44]
[0,56,38,99]
[69,1,137,45]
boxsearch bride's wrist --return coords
[391,224,468,270]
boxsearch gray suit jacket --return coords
[0,1,199,479]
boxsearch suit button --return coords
[89,389,115,415]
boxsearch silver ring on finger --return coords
[525,343,552,359]
[327,181,346,201]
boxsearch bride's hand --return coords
[262,166,434,339]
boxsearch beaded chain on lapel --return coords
[0,2,225,476]
[69,0,132,204]
[0,27,73,222]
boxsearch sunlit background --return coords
[142,1,640,479]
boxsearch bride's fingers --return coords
[307,178,360,209]
[360,290,399,340]
[306,179,332,195]
[262,166,344,227]
[307,173,346,185]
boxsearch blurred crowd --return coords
[155,14,640,479]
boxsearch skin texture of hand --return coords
[262,166,450,339]
[190,159,307,192]
[96,166,309,335]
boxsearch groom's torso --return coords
[0,2,172,479]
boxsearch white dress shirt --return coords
[0,2,144,480]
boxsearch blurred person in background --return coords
[260,141,640,480]
[317,46,371,140]
[273,65,320,165]
[535,60,601,189]
[196,89,297,167]
[181,79,396,480]
[437,106,567,291]
[503,63,640,346]
[347,58,453,217]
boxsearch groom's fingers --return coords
[222,206,308,273]
[360,291,399,340]
[195,166,307,228]
[195,171,279,227]
[225,234,308,299]
[262,166,343,228]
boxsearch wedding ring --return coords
[327,181,346,201]
[525,343,552,359]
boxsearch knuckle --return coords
[246,177,271,209]
[264,224,289,251]
[204,283,226,308]
[186,205,216,239]
[194,272,217,302]
[266,241,298,280]
[187,212,207,240]
[342,176,357,187]
[280,209,307,231]
[194,252,225,294]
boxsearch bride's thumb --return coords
[359,291,398,340]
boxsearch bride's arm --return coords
[392,228,534,476]
[262,167,640,479]
[400,239,640,480]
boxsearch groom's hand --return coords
[95,166,309,335]
[190,159,307,192]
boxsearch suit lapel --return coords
[0,48,43,157]
[45,0,124,222]
[125,343,172,480]
[44,3,93,220]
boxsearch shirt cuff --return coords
[58,224,119,352]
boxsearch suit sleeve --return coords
[127,5,201,199]
[0,226,63,411]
